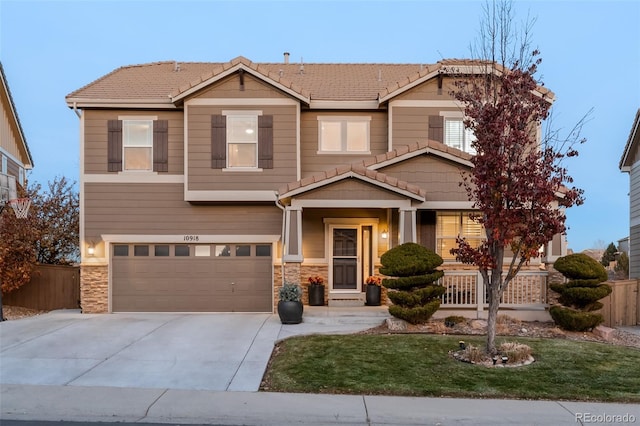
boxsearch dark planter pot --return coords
[365,284,381,306]
[308,284,325,306]
[277,300,303,324]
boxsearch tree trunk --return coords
[485,271,503,355]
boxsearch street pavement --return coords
[1,308,638,425]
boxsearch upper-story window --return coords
[445,118,476,155]
[226,114,258,168]
[18,167,25,186]
[107,117,168,173]
[123,120,153,171]
[318,116,371,154]
[1,154,7,174]
[436,211,484,261]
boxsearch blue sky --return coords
[1,0,638,253]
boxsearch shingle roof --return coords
[278,163,426,201]
[68,56,531,105]
[277,139,474,201]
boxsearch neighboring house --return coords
[619,108,640,278]
[0,62,33,205]
[66,55,564,318]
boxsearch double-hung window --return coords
[436,212,485,261]
[227,114,258,168]
[123,120,153,171]
[445,118,476,155]
[318,116,370,154]
[107,117,168,173]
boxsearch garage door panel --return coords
[112,244,272,312]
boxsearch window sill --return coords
[222,168,264,172]
[117,171,158,175]
[316,151,371,155]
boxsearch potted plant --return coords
[307,275,325,306]
[277,282,303,324]
[365,275,382,306]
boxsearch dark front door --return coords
[332,228,358,290]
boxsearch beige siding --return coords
[83,110,184,174]
[392,77,456,101]
[300,111,388,177]
[296,179,408,201]
[391,106,462,149]
[301,208,388,259]
[83,182,281,240]
[379,155,468,201]
[195,73,290,100]
[187,104,297,191]
[0,96,28,166]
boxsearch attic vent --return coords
[174,61,180,72]
[378,69,382,82]
[284,52,290,64]
[299,57,304,75]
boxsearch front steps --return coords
[328,292,366,307]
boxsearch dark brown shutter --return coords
[107,120,123,172]
[153,120,169,172]
[211,115,226,169]
[258,115,273,169]
[428,115,444,143]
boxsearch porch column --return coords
[283,206,303,263]
[398,208,417,244]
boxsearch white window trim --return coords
[118,115,158,173]
[1,155,7,174]
[443,116,476,155]
[222,110,262,170]
[317,116,371,154]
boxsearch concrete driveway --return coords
[0,310,282,392]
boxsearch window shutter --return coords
[258,115,273,169]
[211,115,226,169]
[153,120,169,172]
[428,115,444,143]
[107,120,123,172]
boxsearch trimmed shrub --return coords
[550,253,611,331]
[379,243,443,277]
[381,243,444,324]
[549,306,604,331]
[553,253,608,281]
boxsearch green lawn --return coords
[261,334,640,402]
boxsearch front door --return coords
[331,227,360,291]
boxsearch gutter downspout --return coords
[275,192,286,286]
[72,102,81,119]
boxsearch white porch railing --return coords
[437,270,548,313]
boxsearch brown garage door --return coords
[112,243,272,312]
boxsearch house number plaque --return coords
[183,235,200,242]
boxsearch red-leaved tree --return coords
[450,0,585,354]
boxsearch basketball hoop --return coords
[8,198,31,219]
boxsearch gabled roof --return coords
[66,56,554,109]
[0,62,33,169]
[277,139,473,201]
[278,163,426,202]
[620,109,640,172]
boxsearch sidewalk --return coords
[2,383,639,425]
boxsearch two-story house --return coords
[66,55,563,317]
[1,62,33,211]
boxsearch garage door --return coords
[112,243,273,312]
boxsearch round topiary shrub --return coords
[380,243,445,325]
[550,253,611,331]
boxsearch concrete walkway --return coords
[1,308,639,424]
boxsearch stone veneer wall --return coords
[80,265,108,313]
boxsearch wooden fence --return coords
[599,279,640,327]
[3,264,80,310]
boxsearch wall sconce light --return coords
[381,229,388,239]
[87,243,95,256]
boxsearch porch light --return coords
[381,229,388,239]
[87,243,95,256]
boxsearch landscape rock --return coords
[386,317,408,331]
[593,325,615,341]
[469,319,487,330]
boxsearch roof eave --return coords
[1,62,34,168]
[619,109,640,170]
[65,98,178,109]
